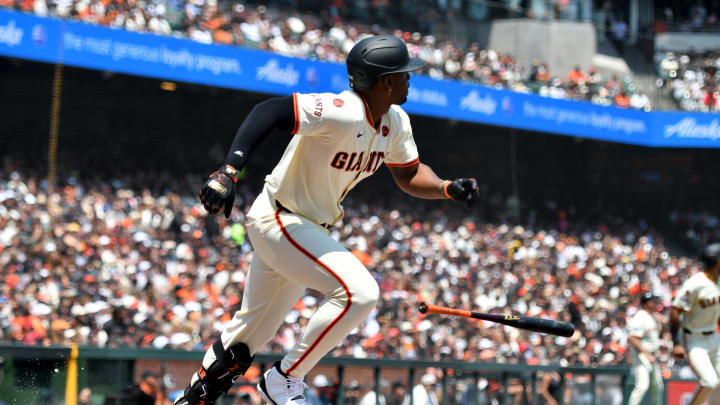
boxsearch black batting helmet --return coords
[640,292,658,304]
[346,35,424,91]
[701,243,720,269]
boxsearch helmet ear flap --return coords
[349,69,369,91]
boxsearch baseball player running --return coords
[173,34,480,405]
[627,292,663,405]
[670,243,720,405]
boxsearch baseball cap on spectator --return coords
[142,371,159,380]
[31,303,52,316]
[284,311,299,323]
[170,332,191,346]
[313,374,330,388]
[153,336,170,349]
[641,292,658,304]
[420,374,436,385]
[417,319,433,332]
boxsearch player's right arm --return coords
[199,96,295,217]
[628,335,655,363]
[386,108,479,205]
[537,373,559,405]
[627,315,655,362]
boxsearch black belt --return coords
[275,200,332,230]
[684,328,714,336]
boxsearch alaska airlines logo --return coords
[460,90,497,115]
[407,88,449,106]
[664,118,720,140]
[256,59,299,86]
[0,20,23,48]
[31,24,46,48]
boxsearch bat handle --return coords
[418,302,429,314]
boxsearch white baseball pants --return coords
[628,353,663,405]
[201,186,379,378]
[686,333,720,405]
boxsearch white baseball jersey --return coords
[265,90,419,226]
[672,272,720,333]
[628,308,661,353]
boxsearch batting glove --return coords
[199,165,240,219]
[442,178,480,208]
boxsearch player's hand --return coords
[644,353,656,364]
[199,165,240,219]
[672,345,686,360]
[444,178,480,208]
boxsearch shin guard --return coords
[176,340,253,405]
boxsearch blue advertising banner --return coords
[2,10,720,148]
[60,18,352,95]
[0,11,61,63]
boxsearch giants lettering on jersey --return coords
[699,296,720,308]
[680,290,690,305]
[330,151,385,172]
[312,95,323,117]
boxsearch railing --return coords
[0,344,632,405]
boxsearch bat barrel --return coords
[420,302,576,337]
[503,316,575,337]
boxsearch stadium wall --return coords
[655,32,720,52]
[1,10,720,149]
[488,20,596,77]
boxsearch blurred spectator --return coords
[538,370,570,405]
[689,1,707,29]
[402,374,439,405]
[358,380,389,405]
[657,50,720,112]
[0,164,706,373]
[567,65,588,85]
[630,91,650,110]
[105,371,167,405]
[610,19,627,55]
[1,0,650,110]
[614,91,630,108]
[307,374,333,405]
[78,387,93,405]
[344,380,363,405]
[387,382,408,405]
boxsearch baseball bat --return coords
[418,302,575,337]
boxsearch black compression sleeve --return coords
[223,95,295,169]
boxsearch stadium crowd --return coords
[1,0,650,110]
[0,161,701,387]
[656,49,720,112]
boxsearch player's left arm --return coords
[199,96,295,217]
[669,306,686,359]
[388,163,480,207]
